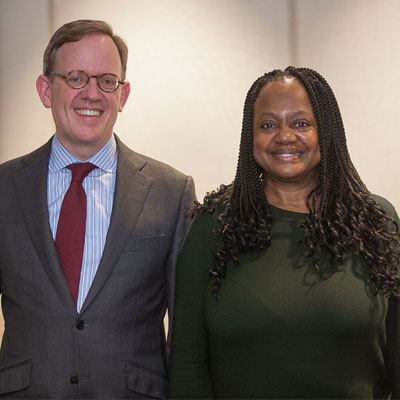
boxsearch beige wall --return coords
[0,0,54,160]
[295,0,400,211]
[1,0,400,333]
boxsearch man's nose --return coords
[81,76,102,100]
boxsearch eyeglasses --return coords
[49,70,125,93]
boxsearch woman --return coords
[168,67,400,399]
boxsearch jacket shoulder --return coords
[138,152,188,181]
[0,140,51,178]
[117,138,190,185]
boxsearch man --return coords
[0,20,195,398]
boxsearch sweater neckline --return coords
[269,204,308,222]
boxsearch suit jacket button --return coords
[70,374,79,384]
[76,319,84,330]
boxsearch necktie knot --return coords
[67,163,97,183]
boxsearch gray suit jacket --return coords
[0,136,196,398]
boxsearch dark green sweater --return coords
[169,195,400,399]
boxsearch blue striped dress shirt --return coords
[48,135,118,312]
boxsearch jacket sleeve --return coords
[168,211,215,399]
[165,175,196,357]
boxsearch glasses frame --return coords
[49,70,125,93]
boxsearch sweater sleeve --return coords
[168,212,215,399]
[387,297,400,399]
[378,195,400,399]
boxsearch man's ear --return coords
[119,81,131,112]
[36,75,52,108]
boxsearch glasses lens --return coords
[66,71,88,89]
[99,74,118,92]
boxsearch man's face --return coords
[37,34,130,159]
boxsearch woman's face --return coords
[253,77,320,189]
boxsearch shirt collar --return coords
[48,134,118,173]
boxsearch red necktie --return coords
[56,163,97,305]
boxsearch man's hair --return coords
[197,66,400,299]
[43,19,128,80]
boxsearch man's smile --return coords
[74,108,102,117]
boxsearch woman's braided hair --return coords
[197,66,400,299]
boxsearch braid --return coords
[196,67,400,300]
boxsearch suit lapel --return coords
[12,139,77,316]
[80,138,153,314]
